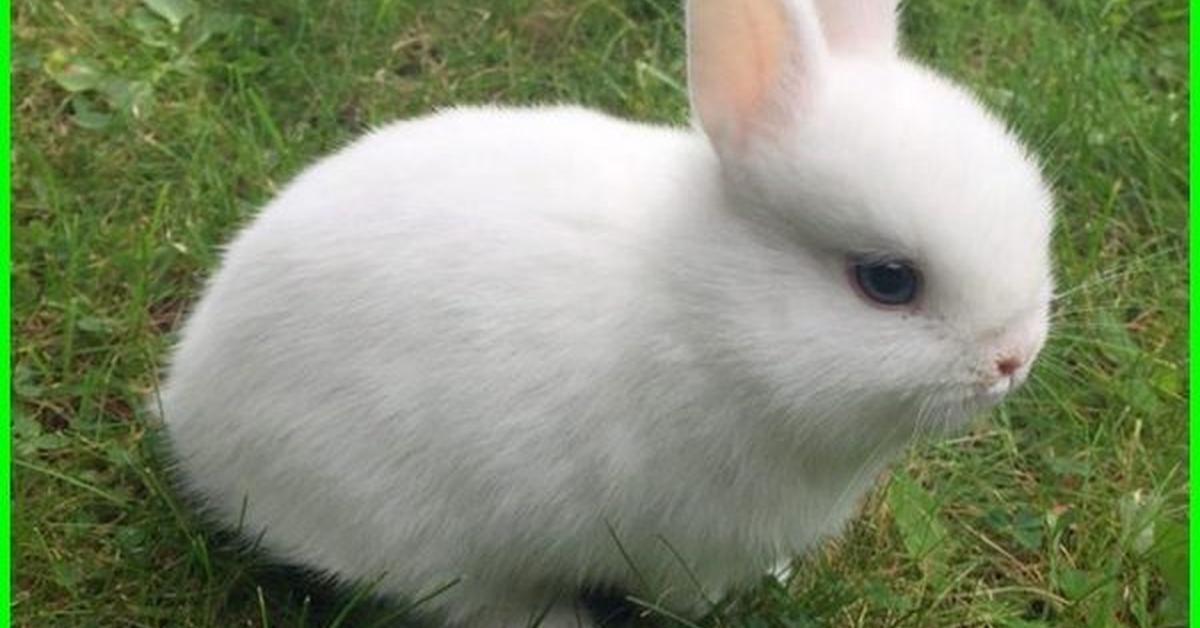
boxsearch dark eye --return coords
[853,260,920,306]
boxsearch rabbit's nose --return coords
[995,355,1022,377]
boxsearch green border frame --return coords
[1184,1,1198,625]
[3,0,12,624]
[0,2,1191,628]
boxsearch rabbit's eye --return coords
[853,260,919,306]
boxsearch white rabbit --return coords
[159,0,1054,625]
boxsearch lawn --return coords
[11,0,1188,626]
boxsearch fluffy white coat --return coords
[160,0,1054,625]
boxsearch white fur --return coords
[159,1,1053,626]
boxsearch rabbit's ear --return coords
[687,0,828,153]
[811,0,900,56]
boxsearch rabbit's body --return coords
[164,106,885,620]
[162,1,1055,626]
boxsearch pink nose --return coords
[995,355,1022,376]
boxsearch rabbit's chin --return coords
[919,380,1025,436]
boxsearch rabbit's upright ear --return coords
[811,0,900,56]
[687,0,828,153]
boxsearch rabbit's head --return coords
[683,0,1054,449]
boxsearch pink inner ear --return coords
[688,0,792,148]
[812,0,898,55]
[727,0,790,139]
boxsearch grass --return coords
[11,0,1187,626]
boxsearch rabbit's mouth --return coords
[967,388,1011,417]
[978,377,1016,404]
[917,377,1026,435]
[976,363,1033,405]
